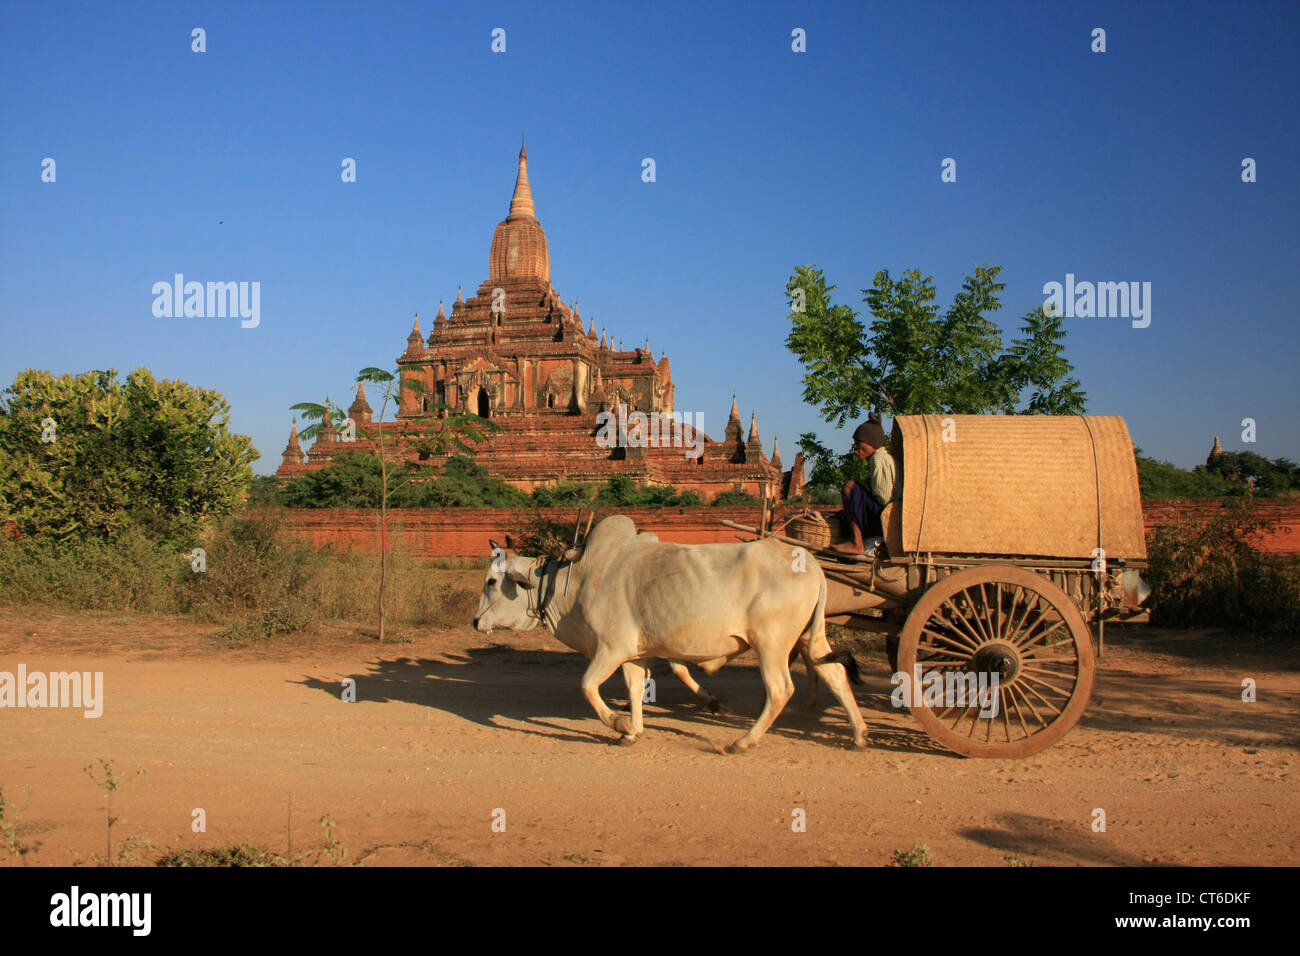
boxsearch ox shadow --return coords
[294,644,940,754]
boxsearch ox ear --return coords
[505,567,535,589]
[489,538,503,553]
[505,534,516,551]
[563,547,584,562]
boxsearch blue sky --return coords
[2,0,1296,475]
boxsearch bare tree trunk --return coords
[378,407,388,643]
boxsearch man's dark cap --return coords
[853,414,886,448]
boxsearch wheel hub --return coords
[972,641,1020,682]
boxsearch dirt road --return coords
[2,607,1296,866]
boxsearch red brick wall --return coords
[278,499,1300,558]
[1141,499,1300,554]
[278,506,806,557]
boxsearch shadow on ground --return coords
[294,644,943,754]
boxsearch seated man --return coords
[833,413,896,555]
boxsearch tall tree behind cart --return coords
[785,264,1087,496]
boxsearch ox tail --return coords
[810,649,863,685]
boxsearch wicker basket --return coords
[785,510,831,550]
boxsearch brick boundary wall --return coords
[1139,499,1299,554]
[278,500,1300,558]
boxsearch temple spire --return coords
[508,142,536,220]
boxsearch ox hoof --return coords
[853,735,870,750]
[612,714,636,736]
[724,740,754,755]
[705,697,722,715]
[618,734,640,747]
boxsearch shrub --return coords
[1144,496,1300,633]
[711,489,761,507]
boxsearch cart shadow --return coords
[292,646,938,753]
[1083,669,1300,749]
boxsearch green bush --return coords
[0,508,485,637]
[0,524,186,613]
[0,368,256,544]
[711,489,762,507]
[1144,496,1300,633]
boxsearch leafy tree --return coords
[1205,451,1300,497]
[0,368,255,543]
[247,475,284,507]
[530,482,597,507]
[795,431,872,503]
[785,264,1087,425]
[1136,449,1299,500]
[1136,451,1236,500]
[711,489,761,507]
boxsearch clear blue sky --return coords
[2,0,1296,475]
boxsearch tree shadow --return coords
[958,811,1161,866]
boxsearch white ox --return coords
[473,515,868,752]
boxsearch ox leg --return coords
[616,659,651,745]
[807,632,869,748]
[790,646,820,711]
[726,641,795,754]
[580,646,633,741]
[668,661,722,714]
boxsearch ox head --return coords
[473,536,543,633]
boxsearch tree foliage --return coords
[0,368,256,542]
[785,264,1086,424]
[1137,449,1300,500]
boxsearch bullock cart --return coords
[725,414,1151,758]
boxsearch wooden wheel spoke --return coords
[1007,683,1048,728]
[1005,588,1037,642]
[1016,670,1074,699]
[966,584,996,644]
[1017,678,1065,716]
[936,601,986,649]
[1015,616,1070,653]
[1007,686,1033,737]
[998,585,1023,642]
[920,626,979,656]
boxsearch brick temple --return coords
[278,145,804,502]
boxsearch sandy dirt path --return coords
[2,608,1297,866]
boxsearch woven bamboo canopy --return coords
[891,414,1147,560]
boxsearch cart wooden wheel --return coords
[897,565,1094,758]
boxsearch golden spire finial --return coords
[509,143,535,220]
